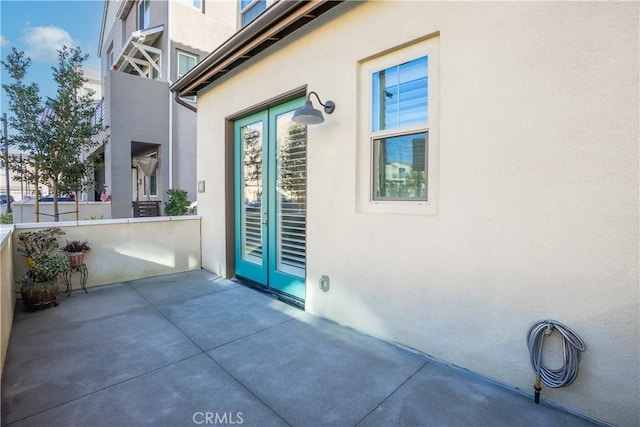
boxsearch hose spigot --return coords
[534,376,542,404]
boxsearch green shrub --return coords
[164,188,191,216]
[0,213,13,224]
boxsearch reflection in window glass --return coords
[374,132,427,200]
[241,0,266,27]
[138,0,150,30]
[372,56,428,132]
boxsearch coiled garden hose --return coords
[527,320,586,404]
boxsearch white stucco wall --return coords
[195,2,639,425]
[0,226,16,380]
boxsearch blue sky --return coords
[0,0,104,115]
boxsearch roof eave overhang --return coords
[98,0,109,58]
[171,0,345,98]
[115,0,135,19]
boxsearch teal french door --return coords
[234,98,307,301]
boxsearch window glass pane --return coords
[138,0,150,29]
[275,111,307,277]
[149,172,157,196]
[372,56,428,131]
[241,0,266,26]
[177,53,196,78]
[373,132,427,200]
[241,121,264,264]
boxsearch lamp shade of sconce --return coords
[292,91,335,125]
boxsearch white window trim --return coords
[177,51,197,78]
[239,0,273,28]
[138,0,150,30]
[141,152,159,198]
[177,51,198,102]
[178,0,203,12]
[357,36,440,216]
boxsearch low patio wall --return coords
[0,225,16,380]
[12,216,202,289]
[11,201,112,223]
[1,216,201,377]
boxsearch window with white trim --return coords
[240,0,266,27]
[142,152,158,197]
[372,56,428,201]
[358,36,439,215]
[138,0,150,30]
[107,43,113,71]
[180,0,203,11]
[177,51,197,102]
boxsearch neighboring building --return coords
[91,0,236,218]
[172,1,639,425]
[78,66,103,203]
[82,67,102,102]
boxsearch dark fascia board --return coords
[170,0,344,97]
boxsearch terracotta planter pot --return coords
[66,251,85,268]
[21,280,59,311]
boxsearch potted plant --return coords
[60,240,91,268]
[16,228,69,311]
[17,227,65,264]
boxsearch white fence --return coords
[10,201,112,223]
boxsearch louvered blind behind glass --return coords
[178,53,196,78]
[241,122,264,264]
[275,113,306,277]
[372,56,428,132]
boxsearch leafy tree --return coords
[164,188,192,216]
[1,46,107,221]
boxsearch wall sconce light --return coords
[292,91,335,125]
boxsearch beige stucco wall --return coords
[12,216,201,289]
[0,226,16,380]
[195,2,639,425]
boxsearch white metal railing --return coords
[91,98,105,126]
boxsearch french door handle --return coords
[262,210,268,225]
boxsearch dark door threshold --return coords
[232,276,305,311]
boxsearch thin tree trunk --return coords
[52,179,59,222]
[34,170,40,223]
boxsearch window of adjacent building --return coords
[138,0,150,30]
[177,51,197,101]
[240,0,266,27]
[357,36,439,215]
[142,152,158,197]
[372,56,428,201]
[180,0,203,11]
[107,43,113,71]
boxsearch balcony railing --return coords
[91,97,105,127]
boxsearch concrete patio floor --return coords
[2,269,597,426]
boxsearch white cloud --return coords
[0,35,10,47]
[22,26,74,61]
